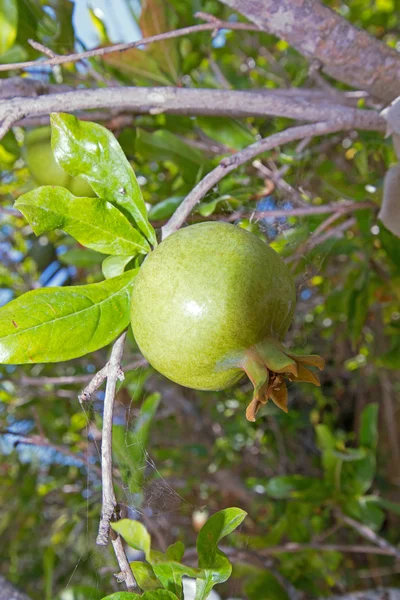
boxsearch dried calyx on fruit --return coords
[131,222,324,421]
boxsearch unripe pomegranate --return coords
[25,127,94,197]
[131,222,323,421]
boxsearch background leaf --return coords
[113,393,161,495]
[0,0,18,55]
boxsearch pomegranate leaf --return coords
[0,270,137,364]
[50,113,156,246]
[15,186,150,256]
[195,508,247,600]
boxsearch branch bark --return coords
[219,0,400,102]
[338,511,400,561]
[95,332,136,590]
[0,86,385,142]
[0,14,259,73]
[0,576,32,600]
[325,590,400,600]
[161,120,376,238]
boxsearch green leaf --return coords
[379,224,400,270]
[135,130,206,183]
[196,117,255,151]
[142,593,179,600]
[102,593,179,600]
[359,403,379,450]
[152,562,200,599]
[343,497,385,531]
[347,268,370,346]
[377,497,400,516]
[0,270,137,364]
[59,586,103,600]
[139,0,179,81]
[50,113,156,246]
[265,475,327,501]
[101,594,140,600]
[59,247,104,267]
[129,562,162,591]
[102,255,136,279]
[112,519,151,560]
[103,48,172,85]
[195,508,247,600]
[244,570,289,600]
[0,0,18,55]
[113,393,161,494]
[165,541,185,562]
[148,197,184,221]
[15,186,150,256]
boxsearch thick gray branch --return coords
[219,0,400,102]
[0,86,385,139]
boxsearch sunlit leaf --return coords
[0,270,137,363]
[50,113,156,246]
[15,186,150,256]
[102,255,136,279]
[195,508,247,600]
[112,519,151,559]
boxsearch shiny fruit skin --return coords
[25,127,94,197]
[131,222,296,391]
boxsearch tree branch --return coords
[219,0,400,102]
[0,576,32,600]
[0,86,385,143]
[161,120,378,238]
[94,332,136,590]
[337,511,400,561]
[0,13,259,73]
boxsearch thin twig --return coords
[28,39,57,59]
[0,14,259,73]
[337,511,400,560]
[161,119,379,238]
[79,365,109,404]
[17,358,147,389]
[93,332,136,589]
[96,333,126,544]
[259,543,398,556]
[0,111,21,140]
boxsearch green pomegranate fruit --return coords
[25,127,95,197]
[131,222,324,421]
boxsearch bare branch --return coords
[161,120,378,238]
[219,0,400,102]
[259,543,398,557]
[338,511,400,561]
[0,14,259,73]
[17,358,147,389]
[91,332,136,590]
[326,589,400,600]
[79,365,109,404]
[97,333,126,544]
[0,86,385,144]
